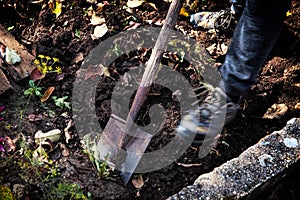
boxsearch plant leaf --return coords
[41,87,55,103]
[29,80,35,87]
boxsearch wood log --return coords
[0,68,12,95]
[0,24,36,81]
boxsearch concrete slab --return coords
[168,118,300,200]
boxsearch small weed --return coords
[52,96,71,109]
[83,134,112,177]
[34,54,62,74]
[45,182,91,200]
[23,80,43,98]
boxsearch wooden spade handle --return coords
[125,0,183,133]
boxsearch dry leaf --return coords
[91,24,108,40]
[177,162,202,167]
[49,0,62,18]
[3,136,16,153]
[124,21,141,30]
[148,3,157,10]
[28,113,43,122]
[30,68,46,81]
[263,103,288,119]
[295,103,300,109]
[132,175,144,189]
[35,129,62,143]
[90,15,106,25]
[64,120,73,143]
[41,86,55,103]
[294,83,300,87]
[127,0,145,8]
[179,7,189,17]
[60,143,70,157]
[71,52,84,65]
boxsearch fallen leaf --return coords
[127,0,145,8]
[286,11,292,17]
[293,83,300,87]
[3,136,16,153]
[64,120,73,143]
[132,175,144,189]
[28,113,43,122]
[91,24,108,40]
[148,3,157,10]
[295,103,300,109]
[179,7,189,17]
[154,19,165,26]
[70,52,84,65]
[35,129,62,143]
[49,0,62,18]
[124,21,141,30]
[90,15,106,25]
[41,86,55,103]
[263,103,288,119]
[176,162,202,167]
[60,143,70,157]
[30,68,46,81]
[40,140,53,152]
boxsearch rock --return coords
[168,118,300,199]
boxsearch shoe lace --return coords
[191,83,227,120]
[214,8,237,33]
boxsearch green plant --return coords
[52,96,71,109]
[23,80,43,97]
[83,134,112,177]
[0,185,15,200]
[44,182,91,200]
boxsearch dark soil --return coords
[0,0,299,199]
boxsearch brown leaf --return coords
[60,143,70,157]
[132,175,144,189]
[41,86,55,103]
[124,21,141,30]
[71,52,84,64]
[263,103,288,119]
[3,136,16,153]
[294,83,300,87]
[28,113,43,122]
[295,103,300,109]
[30,68,46,81]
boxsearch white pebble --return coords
[283,137,298,148]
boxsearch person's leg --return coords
[220,0,291,97]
